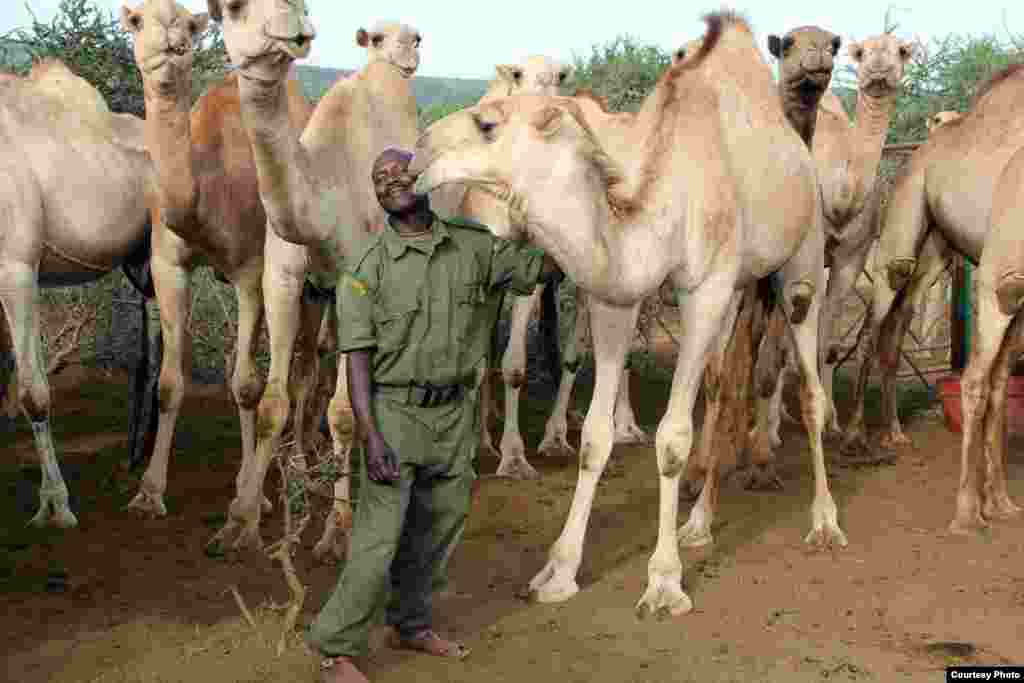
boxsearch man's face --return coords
[373,155,420,214]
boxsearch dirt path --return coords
[2,356,1022,682]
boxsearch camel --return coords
[734,33,916,483]
[120,1,320,526]
[411,11,846,614]
[845,64,1024,465]
[204,2,421,556]
[682,25,841,502]
[954,142,1024,533]
[0,58,155,527]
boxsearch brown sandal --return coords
[397,629,470,660]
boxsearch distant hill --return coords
[294,64,489,108]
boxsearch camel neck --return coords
[848,89,896,203]
[143,83,198,234]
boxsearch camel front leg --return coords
[638,272,739,617]
[208,239,305,554]
[538,286,589,457]
[777,248,848,548]
[678,288,742,548]
[1,262,76,528]
[527,298,638,603]
[496,288,543,479]
[316,301,356,565]
[289,296,326,470]
[126,243,191,518]
[743,305,789,490]
[227,269,266,509]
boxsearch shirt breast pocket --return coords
[375,300,419,353]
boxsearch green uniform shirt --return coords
[337,214,545,386]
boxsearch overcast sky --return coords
[2,1,1021,79]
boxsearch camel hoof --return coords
[982,496,1023,521]
[948,515,988,536]
[738,464,785,491]
[526,560,580,603]
[614,423,649,445]
[804,522,848,549]
[28,503,79,529]
[635,578,692,620]
[124,489,168,518]
[878,431,913,450]
[495,455,540,480]
[677,520,713,549]
[537,435,574,458]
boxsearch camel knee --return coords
[886,258,917,292]
[231,369,265,411]
[256,382,291,441]
[786,280,815,325]
[501,352,526,388]
[578,420,614,472]
[18,375,50,421]
[157,370,186,414]
[995,272,1024,316]
[656,423,694,478]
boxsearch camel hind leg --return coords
[1,260,76,528]
[496,288,543,479]
[979,309,1024,521]
[538,285,589,457]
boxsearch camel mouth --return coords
[861,75,896,97]
[794,78,827,98]
[397,65,417,79]
[237,51,292,86]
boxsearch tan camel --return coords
[0,58,155,527]
[120,1,319,524]
[411,11,846,614]
[846,64,1024,464]
[954,141,1024,533]
[738,34,916,482]
[205,2,421,557]
[682,25,841,502]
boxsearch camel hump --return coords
[21,58,112,130]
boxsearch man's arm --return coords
[489,239,563,295]
[346,350,399,482]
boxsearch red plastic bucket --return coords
[936,372,1024,434]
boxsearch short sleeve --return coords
[336,253,378,353]
[489,238,545,296]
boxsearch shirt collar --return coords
[382,214,450,260]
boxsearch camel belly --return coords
[38,246,112,286]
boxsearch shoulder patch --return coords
[442,216,490,233]
[342,271,370,297]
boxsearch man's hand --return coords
[365,431,400,483]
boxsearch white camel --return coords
[411,11,846,615]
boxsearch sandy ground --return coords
[1,348,1022,683]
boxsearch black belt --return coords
[376,380,470,408]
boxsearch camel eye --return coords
[128,14,142,30]
[558,71,567,84]
[473,113,497,136]
[675,49,685,61]
[371,34,384,47]
[414,35,421,47]
[512,69,522,82]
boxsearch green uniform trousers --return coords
[307,386,478,659]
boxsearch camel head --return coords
[489,56,573,97]
[411,95,620,240]
[847,34,916,98]
[927,110,962,132]
[122,0,208,97]
[206,0,316,87]
[768,26,840,105]
[356,21,421,78]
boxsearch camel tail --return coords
[996,272,1024,316]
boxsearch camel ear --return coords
[846,41,864,62]
[898,40,917,62]
[495,64,522,85]
[767,34,782,58]
[356,28,369,47]
[558,64,573,86]
[120,6,142,33]
[206,0,221,23]
[531,105,566,137]
[190,12,210,37]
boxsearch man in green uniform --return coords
[309,148,560,683]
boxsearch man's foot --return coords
[319,656,369,683]
[395,629,470,659]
